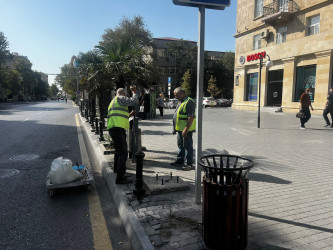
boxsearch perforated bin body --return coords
[199,155,254,250]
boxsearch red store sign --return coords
[247,51,266,62]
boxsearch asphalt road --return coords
[0,101,131,250]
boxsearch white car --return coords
[165,98,179,109]
[202,97,217,108]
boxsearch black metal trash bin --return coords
[199,154,254,250]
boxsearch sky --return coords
[0,0,237,85]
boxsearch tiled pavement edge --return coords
[80,108,333,250]
[80,115,154,250]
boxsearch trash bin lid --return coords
[199,154,253,171]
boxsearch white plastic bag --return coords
[49,157,83,184]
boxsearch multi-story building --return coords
[148,37,226,97]
[233,0,333,113]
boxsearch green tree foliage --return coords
[181,70,192,96]
[207,75,221,98]
[7,69,22,96]
[204,51,235,99]
[50,83,59,97]
[0,32,11,92]
[100,16,152,50]
[168,39,196,86]
[220,52,235,98]
[77,50,110,117]
[97,16,154,90]
[55,64,77,97]
[0,32,49,101]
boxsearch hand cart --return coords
[46,166,94,198]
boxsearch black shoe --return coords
[181,164,193,171]
[170,160,183,166]
[116,175,132,184]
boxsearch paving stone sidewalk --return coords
[86,108,333,249]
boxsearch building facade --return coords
[147,37,225,98]
[233,0,333,113]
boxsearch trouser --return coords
[177,131,193,165]
[109,127,128,177]
[323,105,333,125]
[300,108,311,127]
[158,107,164,117]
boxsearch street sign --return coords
[168,77,171,84]
[173,0,230,10]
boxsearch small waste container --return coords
[199,154,254,250]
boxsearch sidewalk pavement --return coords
[80,108,333,250]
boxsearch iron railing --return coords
[263,0,301,17]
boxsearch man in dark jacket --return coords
[323,88,333,127]
[299,88,314,129]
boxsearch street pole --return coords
[258,56,262,128]
[195,5,205,204]
[257,54,273,128]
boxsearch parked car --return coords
[216,98,232,107]
[165,98,179,109]
[202,97,217,108]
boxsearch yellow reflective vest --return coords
[175,97,196,132]
[107,97,129,129]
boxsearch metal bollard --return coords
[94,118,99,135]
[133,152,145,197]
[79,102,82,115]
[99,120,104,141]
[85,108,89,122]
[90,113,94,125]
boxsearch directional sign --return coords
[173,0,230,10]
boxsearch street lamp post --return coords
[257,54,273,128]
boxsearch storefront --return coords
[233,1,333,114]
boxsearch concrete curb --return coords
[79,115,154,250]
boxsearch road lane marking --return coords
[75,114,113,250]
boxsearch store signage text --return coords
[247,51,266,62]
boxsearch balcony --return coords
[262,0,300,25]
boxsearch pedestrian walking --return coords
[299,88,314,129]
[157,94,165,118]
[107,86,138,184]
[171,87,196,171]
[139,91,145,120]
[323,87,333,127]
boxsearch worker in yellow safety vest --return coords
[107,86,138,184]
[171,87,196,171]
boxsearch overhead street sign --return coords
[173,0,230,10]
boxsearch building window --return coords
[307,15,320,36]
[279,0,289,12]
[157,49,170,58]
[294,65,316,102]
[246,73,258,101]
[276,26,287,44]
[253,34,261,50]
[169,67,176,75]
[162,49,170,58]
[255,0,263,18]
[158,67,167,75]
